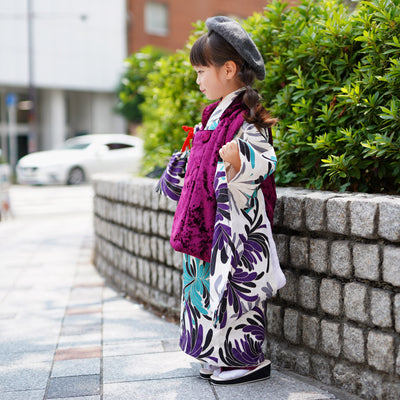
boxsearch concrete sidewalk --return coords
[0,185,360,400]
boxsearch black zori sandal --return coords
[210,360,271,386]
[199,368,214,380]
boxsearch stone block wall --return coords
[93,176,183,317]
[92,175,400,399]
[268,188,400,400]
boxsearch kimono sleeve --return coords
[225,123,277,210]
[155,123,202,201]
[155,149,189,201]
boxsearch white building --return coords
[0,0,127,168]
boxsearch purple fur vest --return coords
[170,95,276,262]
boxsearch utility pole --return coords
[6,93,17,172]
[27,0,37,153]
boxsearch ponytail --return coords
[239,64,277,133]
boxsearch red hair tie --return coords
[181,125,194,152]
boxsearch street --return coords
[0,184,97,399]
[6,184,94,219]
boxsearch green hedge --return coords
[120,0,400,193]
[250,0,400,193]
[116,46,169,123]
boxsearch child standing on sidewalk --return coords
[157,16,285,385]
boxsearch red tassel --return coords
[181,125,194,152]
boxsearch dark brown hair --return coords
[190,32,277,131]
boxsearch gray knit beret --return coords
[206,16,265,81]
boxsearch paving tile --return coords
[61,322,101,336]
[65,306,102,316]
[103,351,199,383]
[213,370,336,400]
[0,389,45,400]
[102,310,179,344]
[73,282,105,288]
[57,332,102,349]
[1,290,71,313]
[103,377,215,400]
[50,397,100,400]
[161,338,181,352]
[51,358,100,378]
[0,338,57,355]
[0,315,59,331]
[0,320,61,340]
[66,299,103,309]
[69,286,103,300]
[63,313,102,326]
[17,308,66,320]
[46,374,100,399]
[102,301,161,319]
[57,331,101,349]
[0,349,54,365]
[103,340,165,357]
[0,361,51,391]
[0,313,17,320]
[63,300,102,310]
[54,346,101,361]
[102,296,142,314]
[73,267,97,277]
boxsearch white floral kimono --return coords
[158,89,286,367]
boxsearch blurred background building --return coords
[0,0,295,170]
[127,0,276,53]
[0,0,127,170]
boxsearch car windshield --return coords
[61,142,91,150]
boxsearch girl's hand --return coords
[219,141,241,172]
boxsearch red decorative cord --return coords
[181,125,194,152]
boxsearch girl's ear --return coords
[224,61,238,79]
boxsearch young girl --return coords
[157,16,286,385]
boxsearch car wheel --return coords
[67,167,85,185]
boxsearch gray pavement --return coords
[0,185,361,400]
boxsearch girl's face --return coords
[193,64,233,100]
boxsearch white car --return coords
[16,134,143,185]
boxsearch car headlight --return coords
[18,164,66,181]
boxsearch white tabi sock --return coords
[217,368,249,380]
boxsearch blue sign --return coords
[6,93,17,107]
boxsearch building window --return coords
[144,2,169,36]
[17,94,32,124]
